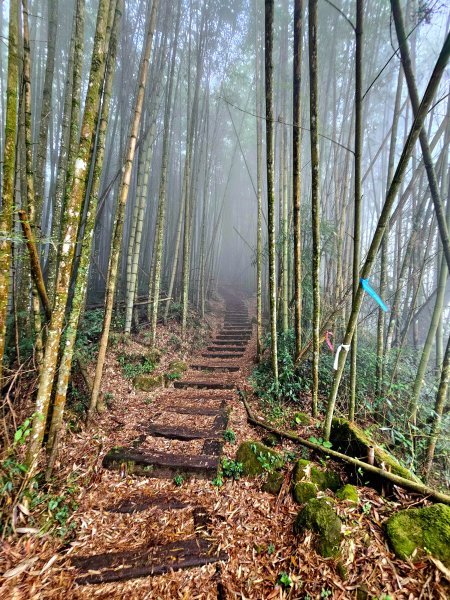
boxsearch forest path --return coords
[71,291,254,592]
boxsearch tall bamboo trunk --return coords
[0,0,19,384]
[26,0,111,467]
[293,0,303,361]
[47,0,122,452]
[309,0,320,417]
[323,33,450,441]
[89,0,159,416]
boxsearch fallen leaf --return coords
[2,556,39,578]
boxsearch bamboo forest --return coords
[0,0,449,597]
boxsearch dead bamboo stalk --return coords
[240,391,450,506]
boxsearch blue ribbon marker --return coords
[360,278,389,312]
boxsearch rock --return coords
[336,484,359,504]
[262,471,284,495]
[292,459,341,504]
[168,360,188,373]
[294,497,342,558]
[331,418,420,483]
[293,411,310,426]
[385,503,450,566]
[262,432,281,447]
[147,349,161,364]
[133,374,164,391]
[235,441,283,477]
[293,481,317,504]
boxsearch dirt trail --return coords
[71,290,254,592]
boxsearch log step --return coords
[147,424,221,440]
[201,352,243,359]
[73,538,228,585]
[210,340,246,346]
[164,404,226,415]
[106,494,188,513]
[216,334,250,340]
[174,380,234,390]
[102,447,219,478]
[190,364,240,372]
[207,345,245,352]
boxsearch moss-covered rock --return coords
[293,411,310,426]
[385,504,450,565]
[336,484,359,504]
[294,498,342,558]
[147,349,161,364]
[168,360,188,374]
[331,418,420,483]
[235,441,283,477]
[293,481,318,504]
[133,373,164,391]
[292,459,341,504]
[262,432,281,447]
[262,471,284,495]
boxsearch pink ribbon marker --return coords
[325,331,334,352]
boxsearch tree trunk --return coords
[323,32,450,441]
[26,0,111,466]
[89,0,159,416]
[264,0,278,388]
[309,0,320,417]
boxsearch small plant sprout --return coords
[277,571,293,589]
[173,474,184,487]
[223,429,236,444]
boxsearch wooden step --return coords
[102,447,219,478]
[190,364,240,372]
[173,380,234,390]
[207,345,245,352]
[210,340,246,346]
[147,423,222,440]
[73,537,228,585]
[106,494,188,514]
[163,404,226,415]
[216,334,250,340]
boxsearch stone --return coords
[262,471,284,495]
[262,432,281,447]
[292,459,341,504]
[336,484,359,504]
[294,497,342,558]
[292,411,310,426]
[385,503,450,566]
[235,441,283,477]
[331,418,420,483]
[133,374,164,391]
[147,349,161,364]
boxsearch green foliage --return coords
[223,429,236,444]
[221,457,243,480]
[211,475,224,487]
[321,588,332,598]
[118,352,155,380]
[74,308,104,360]
[267,543,275,555]
[308,436,333,449]
[277,571,292,588]
[166,301,183,322]
[250,443,281,471]
[173,474,184,487]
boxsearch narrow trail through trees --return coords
[71,291,253,588]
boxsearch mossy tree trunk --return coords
[264,0,278,388]
[47,0,122,451]
[309,0,320,416]
[150,1,181,345]
[89,0,159,416]
[0,0,19,384]
[26,0,111,467]
[349,0,363,422]
[323,32,450,441]
[293,0,303,361]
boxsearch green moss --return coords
[262,471,284,495]
[385,504,450,565]
[294,498,342,558]
[147,349,161,364]
[133,373,164,391]
[262,432,281,447]
[293,411,310,426]
[331,418,420,483]
[235,441,283,477]
[168,360,188,373]
[292,459,341,504]
[336,484,359,504]
[293,481,317,504]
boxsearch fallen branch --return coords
[18,209,51,320]
[240,391,450,506]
